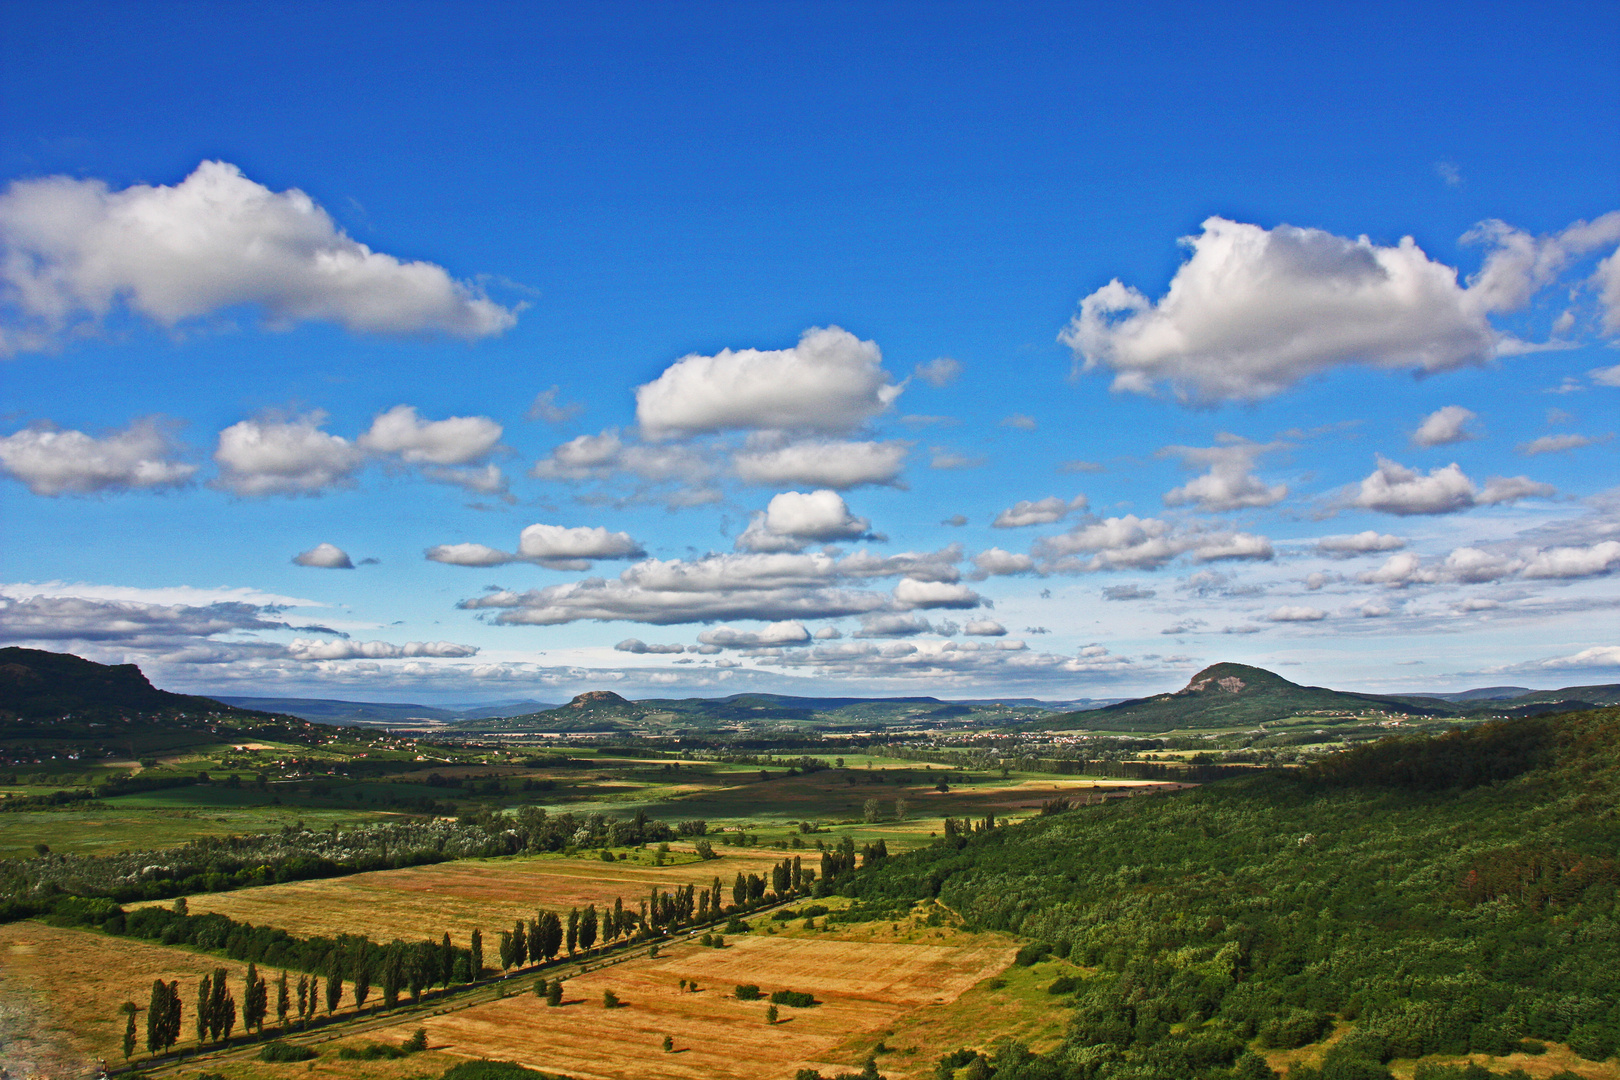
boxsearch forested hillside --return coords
[841,708,1620,1079]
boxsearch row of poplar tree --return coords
[121,852,842,1059]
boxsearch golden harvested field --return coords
[0,920,259,1071]
[135,848,798,944]
[363,931,1017,1080]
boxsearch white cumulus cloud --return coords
[696,622,813,648]
[358,404,502,465]
[0,161,516,353]
[613,639,688,654]
[0,418,195,496]
[1059,213,1620,403]
[1267,606,1327,622]
[1352,456,1553,515]
[212,412,365,497]
[735,490,873,553]
[963,618,1007,636]
[1519,433,1599,455]
[634,326,902,438]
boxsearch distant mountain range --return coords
[1035,662,1620,732]
[211,696,561,726]
[6,647,1616,739]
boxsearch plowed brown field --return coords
[364,933,1016,1080]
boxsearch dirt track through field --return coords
[362,933,1016,1080]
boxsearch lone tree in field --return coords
[894,797,908,821]
[546,978,563,1006]
[766,1004,779,1024]
[470,927,484,979]
[602,988,620,1008]
[663,1034,674,1052]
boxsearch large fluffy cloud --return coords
[1059,215,1620,403]
[213,412,365,496]
[0,418,195,495]
[0,161,516,353]
[634,326,902,438]
[1352,456,1554,515]
[1160,440,1286,512]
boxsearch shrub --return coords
[439,1061,572,1080]
[1046,975,1080,994]
[602,989,620,1008]
[1258,1009,1332,1049]
[770,989,817,1008]
[735,984,762,1000]
[258,1041,318,1062]
[724,916,751,933]
[1013,942,1053,966]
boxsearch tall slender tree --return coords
[580,904,598,951]
[324,965,342,1015]
[145,980,166,1055]
[567,907,580,953]
[165,981,180,1051]
[470,927,483,980]
[442,931,456,988]
[275,970,290,1027]
[195,974,212,1045]
[511,918,527,966]
[352,943,372,1010]
[121,1002,137,1061]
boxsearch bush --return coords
[258,1041,318,1062]
[1013,941,1053,966]
[770,989,817,1008]
[724,916,751,933]
[735,984,762,1000]
[602,989,620,1008]
[1046,974,1080,994]
[440,1061,573,1080]
[1258,1009,1333,1049]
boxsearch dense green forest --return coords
[841,708,1620,1080]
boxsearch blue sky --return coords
[2,0,1617,703]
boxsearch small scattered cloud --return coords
[1000,414,1037,430]
[292,543,354,569]
[962,618,1007,636]
[1102,584,1156,601]
[1411,406,1478,447]
[1435,161,1463,187]
[941,514,969,527]
[526,386,585,424]
[1057,459,1105,474]
[613,639,687,654]
[929,448,984,470]
[993,494,1088,528]
[912,357,962,387]
[1519,433,1602,455]
[1315,531,1406,558]
[1160,439,1286,512]
[1267,605,1327,622]
[286,638,479,661]
[733,438,908,489]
